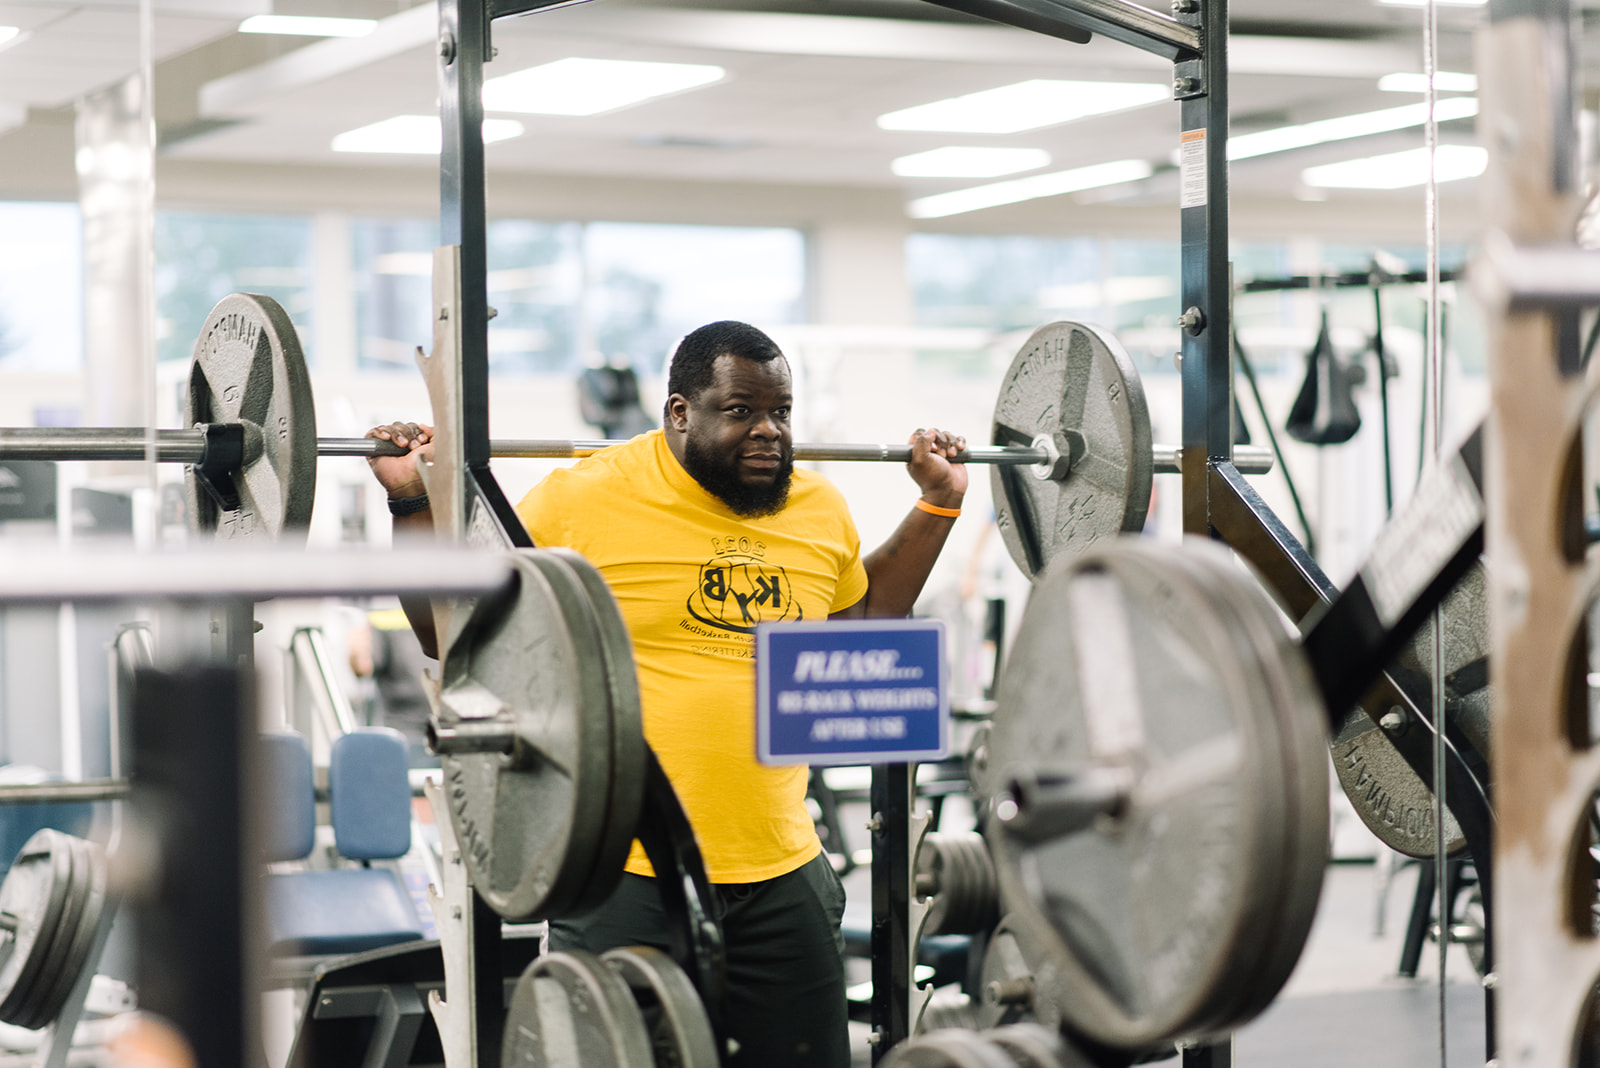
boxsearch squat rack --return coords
[429,0,1496,1066]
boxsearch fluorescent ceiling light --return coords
[0,27,19,45]
[878,80,1169,135]
[483,58,725,117]
[908,159,1153,219]
[1229,97,1478,160]
[1378,0,1484,6]
[892,146,1050,178]
[238,15,376,37]
[1378,72,1478,93]
[331,116,525,154]
[1302,145,1488,188]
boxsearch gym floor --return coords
[843,849,1488,1067]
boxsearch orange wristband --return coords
[914,498,961,518]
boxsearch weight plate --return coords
[0,830,74,1026]
[990,321,1153,581]
[542,549,647,901]
[25,836,91,1029]
[1332,562,1487,859]
[502,950,656,1068]
[985,538,1313,1048]
[26,837,106,1032]
[1331,714,1464,859]
[920,833,999,937]
[881,1028,1020,1068]
[439,550,616,921]
[517,552,624,911]
[184,293,317,544]
[988,1023,1095,1068]
[10,833,90,1031]
[1156,545,1327,1034]
[921,991,980,1032]
[601,946,719,1068]
[1394,561,1490,758]
[974,911,1057,1033]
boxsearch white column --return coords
[311,212,357,373]
[807,220,913,326]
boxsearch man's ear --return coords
[666,393,690,432]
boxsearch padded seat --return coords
[267,868,424,957]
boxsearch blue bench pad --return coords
[267,868,425,958]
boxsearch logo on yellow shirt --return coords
[688,553,801,634]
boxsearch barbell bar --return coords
[0,427,1274,476]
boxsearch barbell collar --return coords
[0,428,1275,475]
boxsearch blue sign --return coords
[756,619,947,766]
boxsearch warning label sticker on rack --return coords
[1180,129,1206,209]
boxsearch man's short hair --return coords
[667,321,787,403]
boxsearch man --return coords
[368,320,966,1067]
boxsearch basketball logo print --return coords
[687,554,801,634]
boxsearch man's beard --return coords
[683,435,794,518]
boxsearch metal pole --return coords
[0,779,129,803]
[0,427,1276,474]
[0,548,514,605]
[869,764,914,1062]
[130,664,257,1068]
[1177,0,1230,536]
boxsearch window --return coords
[352,218,439,372]
[0,203,83,371]
[351,218,805,375]
[584,223,806,372]
[156,212,313,364]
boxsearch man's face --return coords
[671,354,795,517]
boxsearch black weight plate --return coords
[502,950,655,1068]
[184,293,317,544]
[990,322,1153,581]
[882,1029,1021,1068]
[10,833,89,1030]
[0,830,74,1025]
[439,550,615,921]
[601,946,719,1068]
[541,549,647,899]
[986,539,1283,1048]
[27,837,106,1032]
[988,1022,1095,1068]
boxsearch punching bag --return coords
[1285,309,1362,445]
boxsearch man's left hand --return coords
[907,427,968,506]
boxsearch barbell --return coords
[0,426,1270,473]
[0,293,1272,571]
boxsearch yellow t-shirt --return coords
[514,429,869,882]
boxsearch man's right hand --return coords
[367,421,434,498]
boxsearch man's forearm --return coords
[859,493,962,618]
[392,508,441,658]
